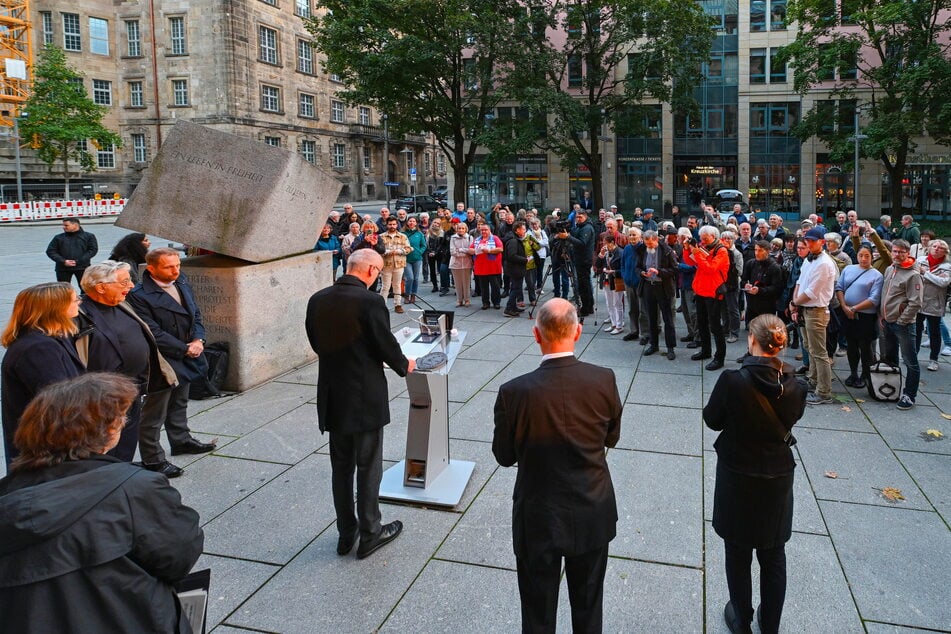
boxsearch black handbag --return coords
[189,342,230,400]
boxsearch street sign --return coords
[409,168,417,182]
[384,181,400,187]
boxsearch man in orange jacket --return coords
[683,225,731,370]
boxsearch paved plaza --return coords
[1,219,950,633]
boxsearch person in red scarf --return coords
[879,240,923,409]
[915,239,950,372]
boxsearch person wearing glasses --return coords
[880,240,924,410]
[77,261,177,462]
[914,239,950,373]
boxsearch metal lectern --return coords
[379,328,474,507]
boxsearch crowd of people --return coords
[0,204,946,632]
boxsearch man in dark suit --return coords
[305,249,415,559]
[77,261,177,461]
[636,229,680,360]
[127,247,216,478]
[493,298,623,632]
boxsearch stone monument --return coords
[117,120,339,391]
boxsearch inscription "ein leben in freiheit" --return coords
[170,151,265,184]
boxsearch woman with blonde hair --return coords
[1,282,85,466]
[704,313,807,634]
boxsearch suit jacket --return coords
[305,275,409,434]
[493,356,622,559]
[76,297,177,394]
[634,241,678,298]
[126,271,208,383]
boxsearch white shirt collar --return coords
[541,351,575,363]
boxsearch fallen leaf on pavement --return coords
[941,413,951,420]
[855,399,865,403]
[840,406,851,412]
[824,471,839,479]
[879,487,905,502]
[921,429,945,442]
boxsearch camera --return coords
[554,219,571,233]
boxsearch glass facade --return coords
[749,102,801,214]
[467,156,548,211]
[882,163,951,218]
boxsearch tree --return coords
[781,0,951,214]
[19,46,122,199]
[306,0,526,204]
[506,0,714,210]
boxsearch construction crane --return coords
[0,0,32,127]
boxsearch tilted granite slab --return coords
[117,120,340,263]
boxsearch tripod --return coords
[529,255,583,321]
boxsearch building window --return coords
[331,100,345,123]
[358,106,371,125]
[770,0,787,29]
[264,136,281,147]
[437,154,446,173]
[92,80,112,106]
[295,0,311,18]
[126,20,141,56]
[89,18,109,55]
[750,48,767,84]
[259,26,278,65]
[260,0,276,5]
[172,79,189,106]
[261,85,281,112]
[769,49,786,83]
[97,143,115,169]
[131,133,148,162]
[128,81,144,107]
[363,147,371,170]
[300,139,316,164]
[69,77,84,94]
[297,40,313,74]
[332,143,345,169]
[299,93,315,118]
[330,73,342,83]
[750,1,766,31]
[839,49,858,80]
[169,17,187,55]
[567,54,583,87]
[41,12,54,46]
[63,13,81,51]
[463,59,479,91]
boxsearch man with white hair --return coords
[683,225,731,369]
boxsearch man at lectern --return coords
[492,298,622,632]
[305,249,416,560]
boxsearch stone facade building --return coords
[0,0,446,201]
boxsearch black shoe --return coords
[723,601,753,634]
[644,345,658,356]
[736,353,749,364]
[493,304,501,309]
[481,305,490,310]
[667,350,676,360]
[500,291,509,298]
[691,351,711,361]
[503,310,520,317]
[639,336,649,345]
[853,376,866,389]
[679,335,694,342]
[439,289,450,296]
[622,333,638,341]
[705,359,724,371]
[142,460,184,478]
[170,437,217,455]
[356,520,403,559]
[432,288,440,293]
[337,528,359,556]
[686,341,700,349]
[844,374,858,387]
[795,365,809,375]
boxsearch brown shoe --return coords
[394,305,404,314]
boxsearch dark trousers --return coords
[516,543,609,634]
[883,320,920,399]
[477,274,501,307]
[642,283,677,350]
[55,268,85,285]
[107,395,143,461]
[844,312,878,378]
[329,427,383,542]
[724,541,787,634]
[916,313,943,361]
[575,260,594,314]
[139,381,192,464]
[552,265,570,298]
[507,273,525,311]
[697,296,726,361]
[625,285,641,336]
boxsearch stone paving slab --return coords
[212,403,323,465]
[188,381,314,436]
[616,403,703,457]
[272,361,319,386]
[864,624,949,633]
[436,466,516,570]
[448,391,500,442]
[192,553,279,630]
[225,505,460,633]
[458,333,535,362]
[628,372,704,409]
[380,559,521,633]
[443,359,503,402]
[820,500,951,630]
[201,453,335,565]
[865,406,951,456]
[795,428,932,510]
[609,448,703,568]
[173,455,289,524]
[704,523,864,633]
[794,400,879,433]
[578,339,642,368]
[895,450,951,523]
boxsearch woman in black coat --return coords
[0,373,203,633]
[703,313,807,634]
[1,282,85,466]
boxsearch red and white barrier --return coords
[0,199,126,223]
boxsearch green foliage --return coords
[780,0,951,212]
[19,46,122,195]
[506,0,714,208]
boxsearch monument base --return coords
[380,459,476,508]
[182,251,333,392]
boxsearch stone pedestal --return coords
[182,251,332,392]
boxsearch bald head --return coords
[347,248,383,275]
[533,299,581,353]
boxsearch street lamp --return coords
[850,109,868,212]
[383,114,390,209]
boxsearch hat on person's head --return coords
[800,218,814,227]
[643,208,654,215]
[610,204,618,209]
[450,217,461,224]
[804,227,826,241]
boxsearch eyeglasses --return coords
[106,279,135,287]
